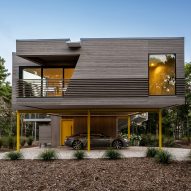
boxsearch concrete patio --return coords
[0,146,190,161]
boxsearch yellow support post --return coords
[159,109,162,149]
[16,111,20,151]
[128,116,131,140]
[87,110,91,151]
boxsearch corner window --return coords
[149,54,176,95]
[23,68,41,79]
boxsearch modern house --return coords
[12,37,185,151]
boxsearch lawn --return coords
[0,158,190,191]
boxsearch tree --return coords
[163,62,191,139]
[0,57,13,136]
[0,57,11,103]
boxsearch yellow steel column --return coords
[159,109,162,149]
[16,111,20,151]
[87,110,91,151]
[128,115,131,140]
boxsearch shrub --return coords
[155,150,172,164]
[105,149,122,160]
[0,138,2,148]
[5,151,23,160]
[130,134,142,146]
[140,134,158,147]
[189,150,191,160]
[73,150,86,160]
[20,137,26,147]
[7,136,16,149]
[27,136,33,146]
[38,149,58,161]
[146,147,159,158]
[1,137,8,148]
[163,137,175,147]
[181,136,191,145]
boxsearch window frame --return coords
[19,66,75,80]
[148,53,176,96]
[19,66,75,97]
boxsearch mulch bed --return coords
[0,158,190,191]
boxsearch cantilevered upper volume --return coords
[12,37,185,111]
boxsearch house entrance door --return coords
[61,120,74,145]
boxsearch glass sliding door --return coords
[43,68,63,96]
[22,68,42,97]
[64,68,74,93]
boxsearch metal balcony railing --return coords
[17,79,70,97]
[16,78,149,98]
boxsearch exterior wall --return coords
[51,116,117,147]
[13,38,185,110]
[39,125,51,145]
[71,116,117,137]
[51,116,61,147]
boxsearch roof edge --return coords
[16,38,70,42]
[80,37,184,41]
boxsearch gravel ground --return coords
[0,158,190,191]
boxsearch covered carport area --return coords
[16,108,163,151]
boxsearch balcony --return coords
[17,79,70,97]
[16,78,149,98]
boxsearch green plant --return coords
[146,147,159,158]
[5,151,23,160]
[73,150,86,160]
[130,134,142,146]
[7,136,16,149]
[38,149,58,161]
[27,136,33,146]
[20,137,26,147]
[163,137,175,147]
[0,138,2,148]
[181,136,191,145]
[1,137,8,148]
[155,150,172,164]
[189,150,191,160]
[140,134,158,147]
[105,149,122,160]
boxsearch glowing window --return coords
[149,54,176,95]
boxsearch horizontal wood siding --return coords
[16,39,81,56]
[73,39,148,79]
[13,38,185,110]
[65,78,148,97]
[176,78,185,96]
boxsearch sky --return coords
[0,0,191,82]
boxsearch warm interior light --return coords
[150,63,155,67]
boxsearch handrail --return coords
[17,78,149,98]
[17,79,71,97]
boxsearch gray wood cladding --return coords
[65,78,148,97]
[16,39,81,56]
[176,78,185,96]
[13,38,185,110]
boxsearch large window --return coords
[43,68,63,96]
[23,68,41,79]
[149,54,176,95]
[21,67,74,97]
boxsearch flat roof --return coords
[80,37,184,41]
[16,37,184,42]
